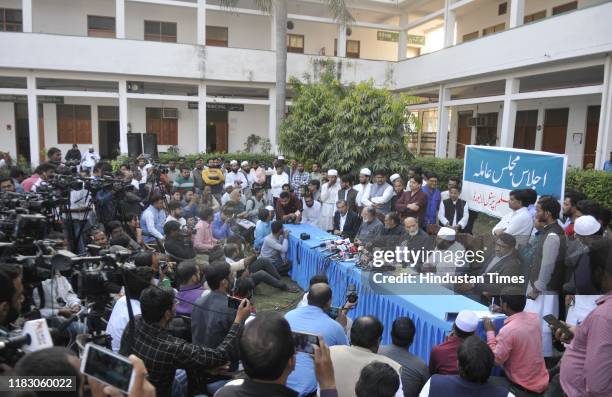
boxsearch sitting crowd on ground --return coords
[0,148,610,397]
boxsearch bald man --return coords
[401,217,433,265]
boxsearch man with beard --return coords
[354,168,372,213]
[192,157,206,193]
[362,170,394,215]
[240,161,255,199]
[319,169,341,232]
[225,160,248,193]
[562,190,586,236]
[525,196,566,359]
[290,162,310,199]
[401,217,433,266]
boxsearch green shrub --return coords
[407,158,464,190]
[565,167,612,208]
[111,152,277,171]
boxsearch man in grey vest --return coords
[362,169,394,215]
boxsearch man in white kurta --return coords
[319,169,341,231]
[354,168,372,211]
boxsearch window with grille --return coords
[287,34,304,53]
[144,21,177,42]
[146,108,178,145]
[334,39,360,58]
[88,15,116,38]
[0,8,22,32]
[57,105,92,144]
[206,26,228,47]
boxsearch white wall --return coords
[348,27,397,61]
[0,102,17,156]
[289,19,337,55]
[228,104,269,152]
[206,10,270,50]
[32,0,115,37]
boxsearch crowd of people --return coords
[0,147,610,397]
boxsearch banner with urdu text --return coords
[462,146,567,218]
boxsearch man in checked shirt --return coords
[120,286,251,397]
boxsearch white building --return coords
[0,0,610,169]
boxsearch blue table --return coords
[285,223,505,364]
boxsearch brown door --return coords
[456,111,472,159]
[207,111,228,152]
[542,108,568,154]
[583,106,600,169]
[513,110,538,150]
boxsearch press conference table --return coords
[284,223,505,364]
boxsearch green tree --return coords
[279,66,344,162]
[322,81,416,174]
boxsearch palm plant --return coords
[218,0,353,151]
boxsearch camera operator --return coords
[107,220,141,252]
[0,266,23,332]
[65,144,82,164]
[89,228,109,250]
[164,220,196,262]
[31,163,56,193]
[91,161,115,226]
[63,179,94,255]
[0,176,15,193]
[134,251,171,288]
[47,147,63,168]
[32,269,88,346]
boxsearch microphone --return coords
[0,334,31,350]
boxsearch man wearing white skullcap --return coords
[422,227,465,277]
[319,169,341,231]
[239,160,255,198]
[354,168,373,211]
[565,215,604,326]
[389,173,401,183]
[224,158,248,192]
[429,310,477,375]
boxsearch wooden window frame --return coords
[552,1,578,16]
[57,104,92,144]
[482,22,505,36]
[287,34,305,54]
[334,39,360,58]
[524,10,547,24]
[0,8,22,32]
[145,107,178,145]
[144,20,177,43]
[462,31,479,42]
[206,25,228,47]
[87,15,116,38]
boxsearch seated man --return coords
[122,286,250,397]
[215,312,337,397]
[254,207,273,251]
[429,310,478,375]
[140,194,166,244]
[422,227,466,277]
[164,220,196,261]
[165,200,187,227]
[33,270,88,345]
[379,317,430,397]
[301,193,322,227]
[285,283,348,396]
[258,220,291,275]
[212,206,235,240]
[276,191,302,224]
[107,220,141,251]
[355,362,400,397]
[356,207,384,245]
[175,260,205,316]
[106,266,153,352]
[193,207,222,254]
[419,336,513,397]
[400,217,433,266]
[333,199,362,239]
[330,316,404,397]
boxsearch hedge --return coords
[111,152,277,170]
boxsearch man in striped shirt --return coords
[173,166,194,194]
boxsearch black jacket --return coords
[333,210,362,239]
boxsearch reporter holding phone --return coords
[121,286,251,397]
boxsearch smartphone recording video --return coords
[228,296,242,310]
[292,331,320,355]
[81,343,135,394]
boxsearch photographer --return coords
[0,266,23,331]
[92,161,115,226]
[108,220,141,251]
[32,269,88,346]
[164,220,196,261]
[63,180,94,255]
[65,143,82,164]
[31,163,56,193]
[0,176,15,193]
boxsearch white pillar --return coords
[443,0,456,48]
[436,86,450,158]
[270,12,276,50]
[509,0,525,28]
[595,55,612,169]
[448,108,458,158]
[118,79,129,155]
[22,0,32,32]
[197,0,206,45]
[398,15,408,61]
[198,83,207,152]
[499,78,519,148]
[535,105,545,151]
[116,0,125,39]
[337,24,347,57]
[26,76,39,166]
[268,88,278,153]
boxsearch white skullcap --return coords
[360,168,372,176]
[437,227,456,241]
[574,215,601,236]
[241,161,249,167]
[455,310,479,333]
[390,173,401,183]
[265,205,274,211]
[89,146,94,149]
[230,160,238,165]
[277,155,285,160]
[143,164,153,171]
[327,169,338,176]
